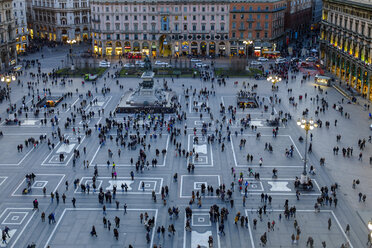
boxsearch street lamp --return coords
[243,40,253,63]
[267,75,281,119]
[67,38,77,69]
[1,73,17,114]
[296,117,317,184]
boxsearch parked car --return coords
[123,63,135,68]
[190,58,202,63]
[275,58,287,64]
[155,61,166,65]
[306,57,317,62]
[257,57,269,62]
[251,61,262,66]
[99,61,111,68]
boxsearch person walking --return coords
[123,203,127,214]
[72,197,76,208]
[113,228,119,240]
[90,226,97,237]
[328,218,332,230]
[345,224,350,234]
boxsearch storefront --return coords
[124,41,131,54]
[106,41,113,56]
[182,42,189,56]
[151,42,157,57]
[133,42,140,52]
[219,42,226,56]
[254,47,261,57]
[142,42,149,56]
[238,46,245,56]
[174,42,179,57]
[115,41,122,56]
[209,42,215,56]
[230,47,237,56]
[200,42,207,56]
[191,42,198,55]
[262,51,281,59]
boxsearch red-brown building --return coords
[284,0,313,44]
[229,0,286,57]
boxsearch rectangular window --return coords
[233,14,236,20]
[257,14,261,20]
[202,24,205,31]
[265,22,268,29]
[116,16,119,21]
[193,15,196,21]
[265,14,269,19]
[193,7,196,12]
[125,15,128,21]
[175,7,178,12]
[134,16,137,21]
[264,32,268,38]
[232,22,236,29]
[211,24,215,31]
[115,23,120,30]
[143,16,146,21]
[184,24,187,30]
[221,23,225,31]
[106,15,109,21]
[116,34,120,40]
[240,32,244,38]
[232,32,235,38]
[202,15,205,21]
[256,32,260,38]
[193,25,196,31]
[184,7,187,12]
[211,15,214,21]
[221,15,224,21]
[241,14,244,19]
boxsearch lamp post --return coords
[296,117,317,184]
[67,38,77,69]
[1,74,17,113]
[267,75,281,119]
[243,40,253,65]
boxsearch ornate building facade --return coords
[0,0,17,72]
[228,0,286,57]
[30,0,90,42]
[320,0,372,99]
[90,0,230,57]
[13,0,29,54]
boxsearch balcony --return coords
[158,11,171,15]
[189,30,210,34]
[255,27,263,31]
[246,18,255,22]
[239,27,246,31]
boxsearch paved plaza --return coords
[0,46,370,248]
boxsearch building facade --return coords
[320,0,372,99]
[90,0,230,57]
[13,0,29,54]
[312,0,322,25]
[0,0,17,72]
[30,0,90,42]
[228,0,286,57]
[284,0,312,44]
